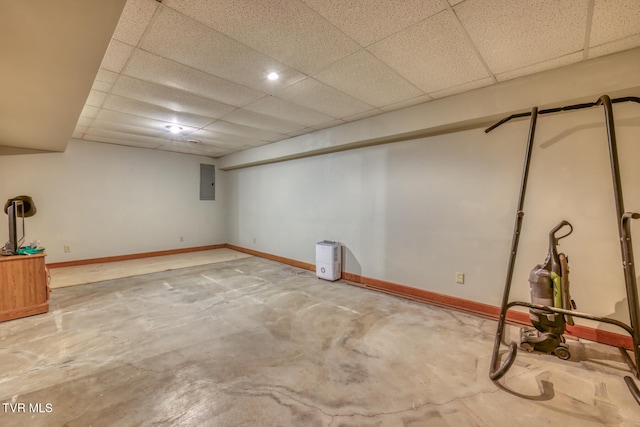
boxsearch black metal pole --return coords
[597,96,640,357]
[598,96,625,232]
[598,96,640,404]
[621,212,640,367]
[489,107,538,381]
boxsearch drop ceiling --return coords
[3,0,640,158]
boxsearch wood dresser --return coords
[0,253,50,322]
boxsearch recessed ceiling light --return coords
[166,125,183,134]
[267,72,279,81]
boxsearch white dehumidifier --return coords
[316,240,341,281]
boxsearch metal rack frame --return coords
[486,95,640,405]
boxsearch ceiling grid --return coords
[3,0,638,157]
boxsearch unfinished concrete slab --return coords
[1,257,638,426]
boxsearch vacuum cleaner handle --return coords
[550,220,573,244]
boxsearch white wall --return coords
[0,139,226,263]
[226,101,640,331]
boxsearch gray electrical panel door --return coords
[200,164,215,200]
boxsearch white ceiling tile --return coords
[124,49,265,107]
[244,96,335,127]
[276,78,374,118]
[91,80,112,93]
[165,0,360,74]
[95,69,119,84]
[205,121,286,141]
[455,0,589,74]
[309,119,345,131]
[588,34,640,59]
[94,109,197,136]
[67,0,640,159]
[83,129,165,149]
[72,126,87,139]
[79,105,99,119]
[158,142,225,157]
[428,76,495,99]
[88,121,163,139]
[160,137,234,154]
[100,39,135,73]
[112,0,158,46]
[314,50,424,107]
[495,53,583,83]
[379,95,433,112]
[369,10,489,93]
[590,0,640,47]
[85,90,107,107]
[221,109,306,134]
[285,129,312,138]
[140,7,306,93]
[341,108,385,122]
[76,117,94,128]
[241,140,272,148]
[302,0,445,47]
[111,76,236,119]
[187,129,264,147]
[102,94,215,128]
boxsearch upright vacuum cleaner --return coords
[521,220,575,360]
[486,95,640,406]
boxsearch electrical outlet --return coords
[64,245,71,253]
[179,236,184,242]
[456,272,465,284]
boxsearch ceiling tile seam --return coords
[425,76,491,98]
[116,5,375,127]
[110,5,165,94]
[305,1,450,50]
[85,107,222,145]
[79,66,121,133]
[108,73,244,124]
[124,48,273,108]
[589,34,640,52]
[290,1,437,97]
[209,119,288,138]
[447,4,497,84]
[308,47,428,101]
[240,94,335,124]
[359,8,494,93]
[582,0,596,60]
[492,50,586,80]
[125,1,163,50]
[159,3,313,91]
[266,77,376,120]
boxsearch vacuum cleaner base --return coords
[519,327,571,360]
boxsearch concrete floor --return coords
[48,248,252,288]
[1,256,639,426]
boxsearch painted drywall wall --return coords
[0,139,226,263]
[226,101,640,332]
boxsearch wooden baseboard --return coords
[46,244,226,269]
[225,244,316,271]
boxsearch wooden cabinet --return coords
[0,253,49,322]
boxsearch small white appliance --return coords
[316,240,341,281]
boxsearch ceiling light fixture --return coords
[166,125,183,134]
[267,72,279,81]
